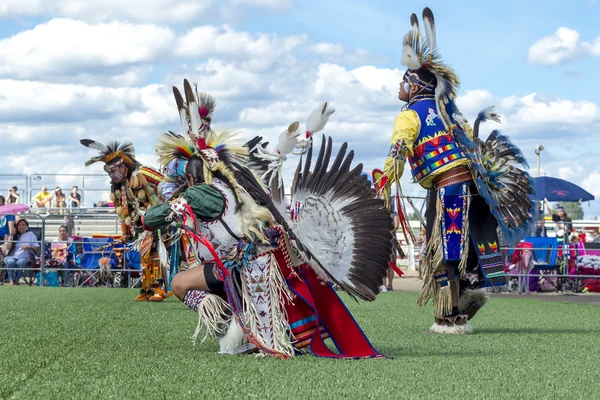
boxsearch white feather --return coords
[158,239,168,271]
[423,11,436,50]
[427,321,472,334]
[275,122,301,155]
[85,140,109,153]
[480,106,502,123]
[187,100,202,137]
[179,109,188,136]
[401,43,422,71]
[306,102,335,135]
[292,193,354,285]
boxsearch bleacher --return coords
[24,208,120,241]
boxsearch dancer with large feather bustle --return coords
[79,140,169,301]
[377,7,536,333]
[142,79,394,358]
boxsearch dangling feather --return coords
[306,102,335,137]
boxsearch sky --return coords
[1,0,600,216]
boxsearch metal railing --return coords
[0,211,142,288]
[1,173,111,208]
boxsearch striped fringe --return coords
[417,193,452,317]
[417,194,444,310]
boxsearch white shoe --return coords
[379,285,388,292]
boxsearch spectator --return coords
[544,200,573,232]
[53,187,67,214]
[69,186,81,209]
[51,225,76,287]
[6,186,20,204]
[531,220,547,237]
[0,196,16,266]
[34,186,53,210]
[3,219,39,286]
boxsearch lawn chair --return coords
[525,237,560,292]
[121,242,142,288]
[75,237,118,287]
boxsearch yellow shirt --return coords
[383,109,473,190]
[35,191,52,203]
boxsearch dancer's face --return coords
[398,80,410,102]
[105,159,128,184]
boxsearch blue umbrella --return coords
[532,176,595,202]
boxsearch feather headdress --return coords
[163,79,248,178]
[80,139,138,167]
[401,7,460,130]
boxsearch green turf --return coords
[1,287,599,400]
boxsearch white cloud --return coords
[0,79,142,123]
[307,42,379,64]
[0,0,296,22]
[120,84,176,127]
[176,25,306,71]
[0,19,175,82]
[0,0,213,23]
[231,0,294,10]
[582,171,600,198]
[528,27,600,66]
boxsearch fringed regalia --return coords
[80,140,169,301]
[143,80,394,358]
[379,8,536,333]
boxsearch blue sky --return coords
[1,0,599,217]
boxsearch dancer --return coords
[378,8,536,333]
[142,79,394,358]
[80,140,168,301]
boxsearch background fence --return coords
[1,173,111,208]
[0,210,144,288]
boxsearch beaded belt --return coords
[433,166,472,190]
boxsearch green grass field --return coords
[1,287,599,400]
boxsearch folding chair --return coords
[525,237,560,292]
[75,237,118,287]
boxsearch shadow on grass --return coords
[475,327,600,335]
[375,346,503,359]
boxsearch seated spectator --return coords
[53,187,67,214]
[0,196,16,274]
[34,186,53,210]
[3,219,39,286]
[6,186,20,204]
[51,225,76,287]
[531,220,547,237]
[69,186,81,209]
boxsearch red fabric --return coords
[512,241,532,264]
[583,279,600,292]
[275,251,382,359]
[389,261,404,277]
